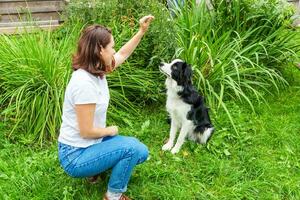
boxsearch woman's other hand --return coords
[106,126,119,136]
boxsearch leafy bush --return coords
[211,0,295,31]
[173,0,300,130]
[63,0,176,70]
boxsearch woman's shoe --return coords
[103,193,131,200]
[86,175,99,184]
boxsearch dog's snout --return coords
[159,62,164,67]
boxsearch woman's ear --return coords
[99,45,103,55]
[95,44,102,57]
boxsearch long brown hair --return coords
[72,25,114,78]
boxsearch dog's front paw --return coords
[171,147,180,154]
[162,142,173,151]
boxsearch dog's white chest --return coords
[166,96,191,120]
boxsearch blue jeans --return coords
[58,135,149,193]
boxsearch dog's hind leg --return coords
[162,118,179,151]
[171,123,191,154]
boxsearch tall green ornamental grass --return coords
[172,0,300,131]
[0,26,79,143]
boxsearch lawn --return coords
[0,68,299,200]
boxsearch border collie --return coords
[159,59,214,154]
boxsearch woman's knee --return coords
[131,141,149,164]
[124,137,149,163]
[137,142,149,164]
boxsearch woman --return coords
[58,15,154,200]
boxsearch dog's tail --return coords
[188,127,215,144]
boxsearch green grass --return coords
[0,70,299,200]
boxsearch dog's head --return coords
[159,59,192,86]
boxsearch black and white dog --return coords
[159,59,214,154]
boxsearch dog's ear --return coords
[174,61,192,86]
[182,62,192,84]
[183,62,192,76]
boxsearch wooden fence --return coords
[0,0,66,34]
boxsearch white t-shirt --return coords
[58,68,109,147]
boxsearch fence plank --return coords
[0,1,65,14]
[0,19,59,27]
[0,23,60,34]
[0,0,65,34]
[0,12,61,22]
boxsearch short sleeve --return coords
[72,81,99,105]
